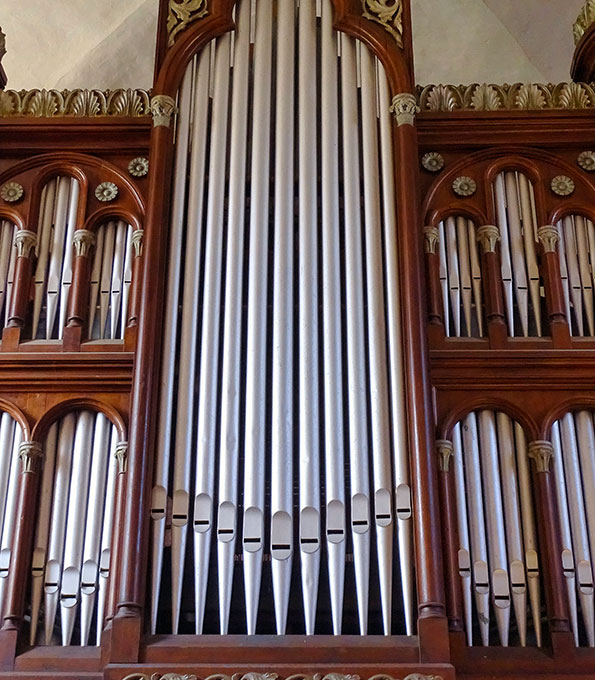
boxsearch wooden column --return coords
[476,224,507,347]
[0,441,42,671]
[537,225,571,348]
[2,230,36,351]
[110,95,176,662]
[63,229,95,351]
[391,93,448,661]
[424,225,445,345]
[527,440,573,653]
[435,439,464,633]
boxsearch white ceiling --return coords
[0,0,587,90]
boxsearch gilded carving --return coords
[0,88,151,118]
[362,0,403,47]
[389,93,419,126]
[550,176,575,197]
[527,440,553,473]
[13,230,37,258]
[168,0,209,46]
[128,157,149,178]
[421,152,444,173]
[115,441,128,474]
[95,182,119,202]
[0,181,24,203]
[435,440,454,472]
[73,230,96,258]
[151,94,177,128]
[423,226,439,255]
[574,0,595,44]
[537,225,560,254]
[578,150,595,171]
[476,225,500,254]
[18,441,43,474]
[452,176,476,197]
[122,674,442,680]
[417,82,595,112]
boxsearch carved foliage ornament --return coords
[390,93,419,126]
[476,225,500,254]
[527,440,553,473]
[122,674,442,680]
[13,230,37,258]
[423,226,439,255]
[537,225,560,254]
[151,95,177,128]
[19,441,43,474]
[362,0,404,47]
[574,0,595,45]
[168,0,209,46]
[435,440,453,472]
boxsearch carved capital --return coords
[72,229,96,258]
[362,0,403,47]
[115,441,128,474]
[18,440,43,474]
[13,229,37,258]
[150,95,177,128]
[132,229,144,257]
[435,439,454,472]
[389,92,419,126]
[424,226,439,254]
[476,225,500,254]
[528,440,553,473]
[537,224,560,253]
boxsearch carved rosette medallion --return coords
[0,181,24,203]
[423,226,439,254]
[537,225,560,253]
[578,150,595,171]
[168,0,209,46]
[151,95,177,128]
[13,229,37,258]
[19,441,43,474]
[436,440,454,472]
[421,152,444,172]
[362,0,403,47]
[73,229,96,258]
[389,93,419,126]
[128,156,149,177]
[527,440,553,473]
[550,175,575,196]
[453,176,477,197]
[115,441,128,474]
[95,182,118,202]
[476,225,500,254]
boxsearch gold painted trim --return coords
[0,88,151,118]
[167,0,209,46]
[417,82,595,112]
[122,674,443,680]
[574,0,595,45]
[362,0,404,48]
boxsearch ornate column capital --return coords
[528,440,554,472]
[132,229,144,257]
[389,92,420,126]
[150,95,177,128]
[13,229,37,258]
[115,440,128,474]
[476,224,500,254]
[435,439,454,472]
[18,440,43,474]
[424,226,439,254]
[72,229,96,258]
[537,224,560,253]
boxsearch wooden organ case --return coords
[0,1,593,679]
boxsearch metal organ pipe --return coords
[452,411,541,646]
[150,0,414,636]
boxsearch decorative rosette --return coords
[577,151,595,172]
[128,156,149,177]
[0,181,24,203]
[452,176,476,197]
[421,152,445,173]
[550,175,575,196]
[95,181,118,202]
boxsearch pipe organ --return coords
[0,0,595,678]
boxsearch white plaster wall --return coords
[0,0,588,89]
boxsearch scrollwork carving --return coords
[362,0,403,47]
[168,0,209,46]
